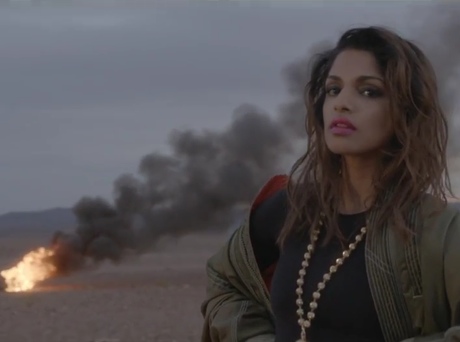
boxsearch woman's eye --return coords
[361,87,382,97]
[325,86,340,96]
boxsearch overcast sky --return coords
[0,0,457,214]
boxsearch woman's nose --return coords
[333,90,353,113]
[334,103,351,113]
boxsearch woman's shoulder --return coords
[250,175,289,224]
[249,176,289,271]
[248,175,290,244]
[251,175,288,210]
[419,195,460,246]
[251,189,288,222]
[442,201,460,242]
[413,197,460,333]
[420,195,460,226]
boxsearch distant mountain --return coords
[0,201,458,237]
[0,207,76,235]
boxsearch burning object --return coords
[0,247,56,292]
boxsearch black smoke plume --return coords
[50,104,297,274]
[409,1,460,152]
[48,3,459,275]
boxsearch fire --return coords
[1,247,56,293]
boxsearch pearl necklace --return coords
[295,217,368,342]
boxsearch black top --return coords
[249,189,384,342]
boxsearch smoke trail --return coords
[410,1,460,152]
[50,104,297,274]
[49,3,460,275]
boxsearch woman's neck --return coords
[339,156,379,214]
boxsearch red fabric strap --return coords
[251,174,288,212]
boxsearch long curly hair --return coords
[278,26,453,246]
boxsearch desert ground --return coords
[0,232,228,342]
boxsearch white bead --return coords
[303,320,311,328]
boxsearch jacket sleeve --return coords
[401,212,460,342]
[200,229,275,342]
[200,175,288,342]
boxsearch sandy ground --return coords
[0,232,228,342]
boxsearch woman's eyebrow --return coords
[327,75,384,83]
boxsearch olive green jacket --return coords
[200,192,460,342]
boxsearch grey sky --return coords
[0,1,455,214]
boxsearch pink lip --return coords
[329,118,356,136]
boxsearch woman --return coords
[200,26,460,342]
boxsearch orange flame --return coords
[1,247,56,292]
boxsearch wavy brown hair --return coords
[278,26,453,247]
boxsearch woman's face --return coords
[322,49,393,157]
